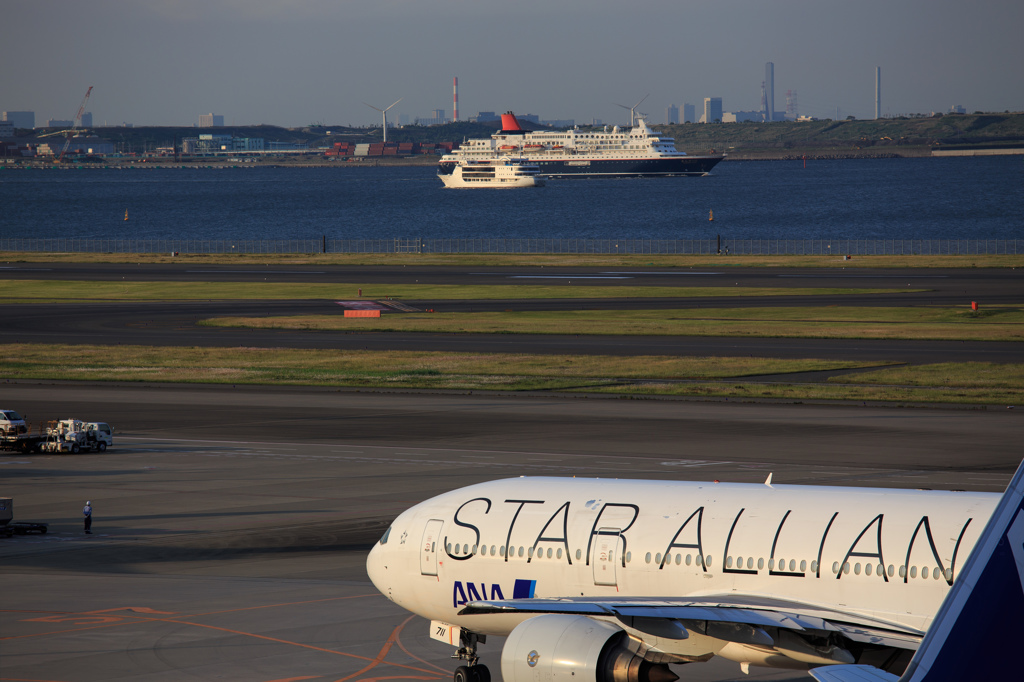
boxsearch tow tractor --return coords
[40,419,114,454]
[1,412,114,454]
[0,498,48,538]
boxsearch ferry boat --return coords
[438,156,545,188]
[438,112,724,179]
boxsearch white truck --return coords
[40,419,114,454]
[0,409,28,435]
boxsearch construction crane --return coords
[54,86,93,163]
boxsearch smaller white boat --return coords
[438,156,545,188]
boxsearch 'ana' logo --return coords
[452,581,504,608]
[452,579,536,608]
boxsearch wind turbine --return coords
[363,98,402,143]
[613,94,649,128]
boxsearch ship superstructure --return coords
[438,156,544,188]
[439,112,724,179]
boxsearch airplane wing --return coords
[461,594,923,649]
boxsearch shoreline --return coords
[0,146,979,170]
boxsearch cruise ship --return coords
[438,112,724,179]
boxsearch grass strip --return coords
[828,362,1024,388]
[0,343,875,391]
[203,305,1024,342]
[583,380,1024,405]
[3,252,1023,269]
[0,279,911,302]
[2,344,1019,404]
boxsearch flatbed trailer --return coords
[0,433,46,453]
[0,498,48,537]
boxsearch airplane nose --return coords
[366,542,388,598]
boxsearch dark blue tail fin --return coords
[897,457,1024,681]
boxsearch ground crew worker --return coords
[83,501,92,534]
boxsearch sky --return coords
[4,0,1023,128]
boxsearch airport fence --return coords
[0,237,1019,256]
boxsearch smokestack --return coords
[453,77,458,122]
[765,61,775,122]
[875,67,881,120]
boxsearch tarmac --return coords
[2,262,1023,682]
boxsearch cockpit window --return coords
[379,526,392,545]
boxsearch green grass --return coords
[203,305,1024,342]
[0,279,914,302]
[2,344,1019,404]
[583,380,1024,405]
[830,362,1024,388]
[0,343,874,391]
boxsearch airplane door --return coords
[420,519,444,576]
[592,528,621,587]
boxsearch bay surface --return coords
[1,156,1020,241]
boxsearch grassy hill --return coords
[654,112,1024,156]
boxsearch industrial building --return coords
[723,111,761,123]
[199,113,225,127]
[701,97,723,123]
[181,133,264,155]
[666,104,679,125]
[3,111,35,129]
[415,109,447,126]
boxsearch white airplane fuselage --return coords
[366,477,997,642]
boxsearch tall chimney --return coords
[453,77,459,122]
[875,67,881,120]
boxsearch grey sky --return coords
[4,0,1022,128]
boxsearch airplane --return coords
[366,460,1024,682]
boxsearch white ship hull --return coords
[438,157,545,189]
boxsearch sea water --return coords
[1,156,1020,241]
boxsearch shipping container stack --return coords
[325,141,355,157]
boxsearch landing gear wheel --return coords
[98,442,107,452]
[472,665,490,682]
[71,444,80,454]
[454,666,471,682]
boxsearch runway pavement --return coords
[1,262,1021,300]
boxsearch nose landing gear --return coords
[453,630,490,682]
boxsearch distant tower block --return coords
[765,61,775,122]
[786,90,798,120]
[875,67,881,119]
[453,77,459,122]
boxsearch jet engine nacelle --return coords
[501,614,678,682]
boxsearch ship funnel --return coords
[501,112,524,132]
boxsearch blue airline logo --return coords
[452,578,535,608]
